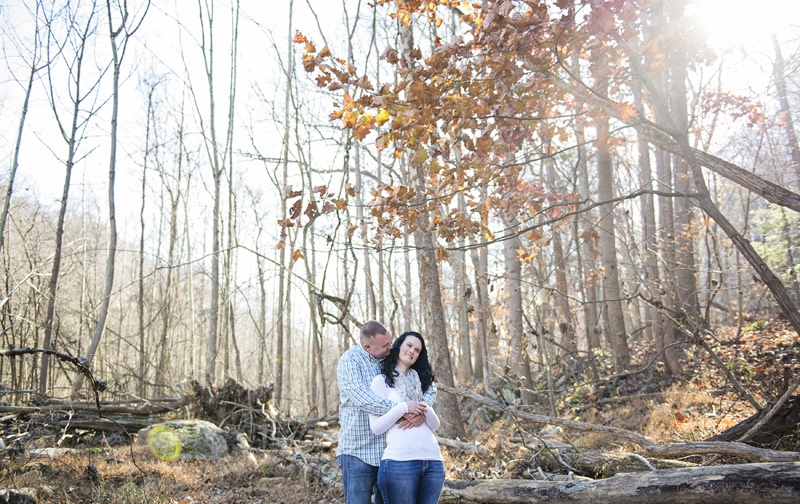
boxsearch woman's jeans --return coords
[338,455,383,504]
[377,459,445,504]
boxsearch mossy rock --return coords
[138,419,229,461]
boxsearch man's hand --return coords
[396,412,425,430]
[396,401,428,429]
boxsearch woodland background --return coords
[0,0,799,441]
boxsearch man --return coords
[337,321,436,503]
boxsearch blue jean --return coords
[338,455,383,504]
[377,459,445,504]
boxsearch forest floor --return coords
[1,318,798,503]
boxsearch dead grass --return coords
[0,445,339,503]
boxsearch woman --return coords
[368,331,444,504]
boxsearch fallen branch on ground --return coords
[443,461,800,503]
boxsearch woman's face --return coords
[398,336,422,368]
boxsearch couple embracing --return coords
[336,321,444,504]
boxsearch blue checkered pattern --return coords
[337,344,436,466]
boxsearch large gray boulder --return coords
[138,419,230,461]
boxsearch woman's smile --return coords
[398,336,422,369]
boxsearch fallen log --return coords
[0,397,189,416]
[443,462,800,503]
[436,436,490,456]
[708,392,800,446]
[554,451,696,478]
[644,440,800,462]
[54,416,158,434]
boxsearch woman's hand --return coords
[405,400,428,416]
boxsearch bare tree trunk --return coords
[655,148,683,375]
[284,245,297,414]
[595,76,630,372]
[772,32,800,192]
[543,136,574,354]
[504,228,535,402]
[156,168,181,395]
[40,116,76,396]
[39,0,99,396]
[414,219,466,438]
[183,153,197,379]
[275,0,293,407]
[0,2,44,255]
[456,205,473,382]
[633,73,659,344]
[471,182,493,394]
[399,15,464,438]
[303,217,327,414]
[576,117,600,351]
[569,2,599,352]
[669,0,702,328]
[138,86,153,399]
[74,0,147,395]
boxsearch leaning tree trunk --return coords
[628,46,800,337]
[0,14,41,255]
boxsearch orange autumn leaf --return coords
[292,250,305,261]
[436,243,451,263]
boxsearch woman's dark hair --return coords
[381,331,435,393]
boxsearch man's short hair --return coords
[360,320,389,343]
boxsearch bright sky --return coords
[690,0,800,108]
[694,0,799,50]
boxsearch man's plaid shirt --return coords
[336,343,437,466]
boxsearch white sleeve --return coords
[368,375,409,435]
[423,404,440,432]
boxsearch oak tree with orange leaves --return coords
[292,0,800,379]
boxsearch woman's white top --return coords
[368,374,442,461]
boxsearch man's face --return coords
[364,331,392,359]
